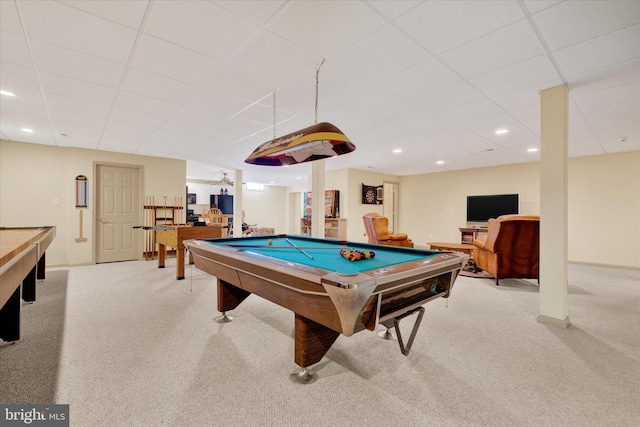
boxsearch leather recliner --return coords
[473,215,540,285]
[362,212,414,248]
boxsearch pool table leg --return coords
[294,313,340,368]
[0,285,21,342]
[22,266,37,303]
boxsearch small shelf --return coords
[301,218,347,240]
[459,227,488,244]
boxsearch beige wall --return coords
[3,138,637,268]
[1,139,186,266]
[400,152,639,268]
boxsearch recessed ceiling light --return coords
[21,128,34,133]
[436,160,444,165]
[527,147,539,152]
[296,177,301,180]
[495,129,508,135]
[1,90,16,97]
[393,148,402,153]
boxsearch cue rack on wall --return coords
[143,195,184,260]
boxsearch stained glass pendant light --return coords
[245,60,355,166]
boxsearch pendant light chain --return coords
[314,58,325,124]
[272,90,277,139]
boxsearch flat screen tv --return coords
[466,194,519,225]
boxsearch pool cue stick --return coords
[285,237,313,260]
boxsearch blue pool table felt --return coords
[201,236,438,275]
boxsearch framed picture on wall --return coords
[187,193,196,204]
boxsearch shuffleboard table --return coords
[186,234,467,382]
[0,226,56,342]
[156,225,225,280]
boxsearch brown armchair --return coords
[362,212,414,248]
[473,215,540,285]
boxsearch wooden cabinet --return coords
[300,218,347,240]
[459,227,488,244]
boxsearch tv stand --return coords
[459,226,488,244]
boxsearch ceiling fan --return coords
[208,172,234,186]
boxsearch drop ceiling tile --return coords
[523,1,563,15]
[412,81,485,112]
[115,91,180,117]
[30,41,126,87]
[48,108,107,128]
[439,99,503,123]
[419,122,470,140]
[39,72,117,105]
[0,86,43,108]
[396,0,524,54]
[470,55,561,97]
[553,24,640,76]
[0,62,40,91]
[145,1,257,61]
[105,119,156,138]
[368,1,422,20]
[332,83,404,114]
[121,68,198,104]
[567,59,640,95]
[58,0,149,29]
[0,1,22,34]
[19,0,137,63]
[580,99,639,121]
[44,93,110,118]
[332,24,430,82]
[185,89,253,117]
[136,137,187,158]
[201,65,279,103]
[439,20,545,79]
[286,61,370,101]
[229,29,321,83]
[99,130,146,152]
[533,0,640,51]
[48,120,102,137]
[171,105,226,127]
[62,133,100,150]
[397,112,453,134]
[131,35,225,86]
[109,107,167,128]
[265,0,386,58]
[492,85,541,111]
[1,31,32,68]
[0,100,47,120]
[0,113,50,134]
[602,139,640,154]
[211,0,284,25]
[573,81,640,110]
[377,58,463,99]
[367,100,430,123]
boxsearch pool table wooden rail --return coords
[0,226,56,341]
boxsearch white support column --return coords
[233,169,243,238]
[311,160,325,238]
[538,84,570,328]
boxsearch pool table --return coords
[186,235,467,381]
[0,226,56,342]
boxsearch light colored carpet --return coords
[1,260,638,426]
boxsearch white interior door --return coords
[96,164,140,263]
[383,182,398,233]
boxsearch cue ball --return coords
[267,239,273,245]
